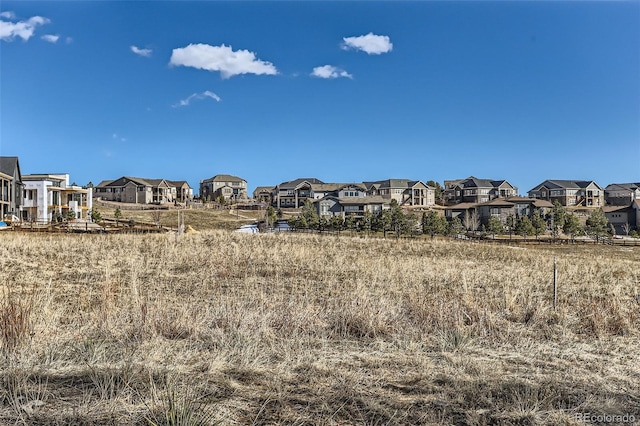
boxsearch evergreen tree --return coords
[585,208,609,243]
[551,200,566,239]
[563,213,582,243]
[422,211,446,239]
[426,180,444,205]
[448,216,464,236]
[515,215,534,239]
[531,211,546,239]
[301,199,319,230]
[505,214,516,239]
[486,216,504,238]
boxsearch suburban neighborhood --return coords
[1,155,638,239]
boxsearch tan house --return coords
[364,179,435,207]
[253,186,275,204]
[443,176,518,205]
[168,180,194,203]
[603,201,640,234]
[200,174,247,202]
[273,178,325,208]
[95,177,176,204]
[0,156,23,218]
[528,180,604,207]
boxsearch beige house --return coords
[200,174,247,202]
[253,186,275,204]
[168,180,194,203]
[528,180,604,208]
[364,179,435,207]
[0,156,23,219]
[95,177,176,204]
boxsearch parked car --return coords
[273,221,291,232]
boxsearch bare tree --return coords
[622,222,631,236]
[463,209,479,233]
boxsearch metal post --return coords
[553,256,558,310]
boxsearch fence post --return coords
[553,256,558,311]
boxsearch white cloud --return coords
[112,133,126,142]
[41,34,59,43]
[0,14,50,42]
[131,45,152,57]
[170,43,277,79]
[342,33,393,55]
[173,90,222,107]
[311,65,353,79]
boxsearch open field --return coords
[0,232,639,424]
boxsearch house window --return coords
[490,208,501,216]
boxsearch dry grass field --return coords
[0,231,639,425]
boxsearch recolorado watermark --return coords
[575,412,636,424]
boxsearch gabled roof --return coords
[253,186,274,193]
[477,198,514,207]
[605,183,640,191]
[316,195,388,205]
[167,180,192,188]
[203,174,246,183]
[98,176,169,188]
[530,180,602,191]
[445,202,478,210]
[277,178,324,190]
[0,156,21,182]
[459,177,514,189]
[505,196,554,208]
[364,179,431,189]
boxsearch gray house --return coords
[528,180,604,208]
[314,184,388,218]
[443,176,518,206]
[0,156,23,218]
[364,179,435,207]
[200,174,247,202]
[605,183,640,206]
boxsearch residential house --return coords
[443,176,518,205]
[528,180,604,207]
[95,177,176,204]
[253,186,275,204]
[364,179,435,207]
[0,156,23,218]
[273,178,325,208]
[22,174,93,223]
[314,184,389,218]
[603,201,640,235]
[200,174,247,202]
[605,183,640,206]
[445,197,553,229]
[168,180,193,203]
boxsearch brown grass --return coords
[0,232,638,424]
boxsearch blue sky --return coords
[1,1,638,195]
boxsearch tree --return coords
[389,200,405,238]
[486,216,504,238]
[563,213,582,243]
[505,214,516,240]
[361,210,373,236]
[422,211,446,239]
[448,216,464,236]
[515,216,534,240]
[265,205,277,229]
[300,199,319,230]
[550,201,566,239]
[585,208,608,243]
[374,209,392,238]
[463,209,480,233]
[531,211,546,240]
[345,214,357,234]
[330,215,344,234]
[622,222,631,236]
[90,208,102,223]
[114,207,123,220]
[66,210,76,221]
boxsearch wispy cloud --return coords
[0,13,50,42]
[41,34,59,43]
[342,33,393,55]
[112,133,127,142]
[130,45,152,57]
[311,65,353,79]
[170,43,277,79]
[173,91,221,107]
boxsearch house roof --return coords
[253,186,274,193]
[203,174,246,183]
[505,196,554,208]
[277,178,324,189]
[445,202,478,211]
[316,195,388,205]
[605,183,640,191]
[0,156,21,182]
[363,179,431,190]
[529,179,602,191]
[477,198,515,207]
[98,176,168,187]
[167,180,192,188]
[459,177,514,189]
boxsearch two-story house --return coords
[443,176,518,205]
[364,179,435,207]
[168,180,194,203]
[22,174,93,223]
[605,183,640,206]
[200,174,247,202]
[313,184,388,218]
[95,177,176,204]
[273,178,325,208]
[528,180,604,207]
[0,156,23,219]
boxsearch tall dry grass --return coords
[0,231,638,424]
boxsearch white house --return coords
[22,174,93,223]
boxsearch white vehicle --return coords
[234,224,259,234]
